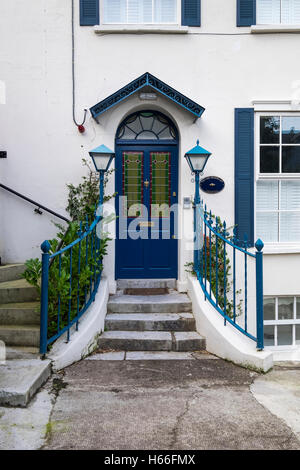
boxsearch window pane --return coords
[264,297,276,320]
[296,325,300,345]
[264,325,275,346]
[257,180,279,211]
[281,0,300,24]
[257,0,281,24]
[104,0,126,23]
[277,325,293,345]
[297,297,300,319]
[278,297,294,320]
[260,116,280,143]
[127,0,152,23]
[280,180,300,210]
[256,212,278,242]
[282,117,300,143]
[280,212,300,242]
[154,0,177,23]
[282,147,300,173]
[260,147,280,173]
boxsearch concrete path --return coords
[41,356,300,450]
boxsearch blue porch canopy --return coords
[90,72,205,122]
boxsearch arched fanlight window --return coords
[116,111,178,141]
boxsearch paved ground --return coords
[41,355,300,450]
[1,355,300,450]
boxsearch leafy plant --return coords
[185,214,243,320]
[23,159,115,339]
[22,258,42,295]
[66,158,116,223]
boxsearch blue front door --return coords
[115,144,178,279]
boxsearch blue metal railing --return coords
[39,215,102,355]
[194,200,264,350]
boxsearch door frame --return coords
[114,112,179,280]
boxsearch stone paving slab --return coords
[0,389,52,450]
[251,369,300,441]
[0,359,51,407]
[44,359,300,450]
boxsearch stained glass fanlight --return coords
[116,111,178,141]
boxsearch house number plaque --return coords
[200,177,225,194]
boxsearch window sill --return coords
[261,244,300,254]
[251,24,300,34]
[94,25,189,35]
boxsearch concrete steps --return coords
[0,358,51,407]
[0,325,40,347]
[105,313,196,331]
[98,284,206,357]
[0,265,40,349]
[0,279,39,304]
[0,264,26,283]
[98,330,205,352]
[0,264,50,408]
[0,302,40,325]
[117,279,176,290]
[108,291,192,313]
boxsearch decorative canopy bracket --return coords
[90,72,205,122]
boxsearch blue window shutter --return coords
[235,108,255,247]
[181,0,201,26]
[237,0,256,26]
[80,0,99,26]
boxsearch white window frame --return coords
[100,0,180,26]
[264,296,300,349]
[256,0,300,25]
[255,112,300,249]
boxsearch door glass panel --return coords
[123,152,143,217]
[151,152,170,218]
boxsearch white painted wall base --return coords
[176,280,187,293]
[48,278,109,371]
[187,276,273,372]
[271,348,300,363]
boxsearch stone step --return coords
[0,279,39,304]
[0,358,51,407]
[0,302,40,325]
[0,264,26,283]
[98,331,205,352]
[0,325,40,347]
[105,313,195,331]
[5,346,40,360]
[117,279,176,290]
[108,292,192,314]
[87,351,216,361]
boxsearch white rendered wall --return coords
[0,0,300,302]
